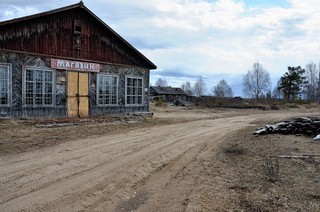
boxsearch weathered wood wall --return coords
[0,52,67,118]
[0,51,149,119]
[0,7,153,69]
[89,65,150,116]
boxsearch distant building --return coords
[0,2,156,118]
[150,86,187,102]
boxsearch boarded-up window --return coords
[126,76,143,105]
[24,68,54,106]
[97,74,118,105]
[0,64,10,106]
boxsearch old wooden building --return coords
[150,86,187,102]
[0,1,156,118]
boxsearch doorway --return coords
[67,72,89,118]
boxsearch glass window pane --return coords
[97,75,118,105]
[45,83,52,93]
[35,70,43,81]
[0,94,8,104]
[112,86,117,94]
[44,97,52,105]
[126,77,143,105]
[45,71,52,82]
[112,77,117,85]
[24,69,53,106]
[138,79,142,87]
[26,70,33,81]
[26,98,33,105]
[1,80,7,92]
[26,82,33,93]
[35,98,43,105]
[0,66,9,105]
[36,83,42,93]
[0,68,7,79]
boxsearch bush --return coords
[155,98,164,107]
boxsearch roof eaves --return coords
[79,4,157,70]
[0,2,81,26]
[0,1,157,70]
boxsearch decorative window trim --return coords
[96,74,119,106]
[125,76,144,106]
[0,63,12,107]
[22,66,55,107]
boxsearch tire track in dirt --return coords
[81,118,255,211]
[86,139,209,211]
[1,119,221,211]
[1,112,311,212]
[0,125,191,195]
[0,128,189,205]
[124,127,240,212]
[36,122,221,212]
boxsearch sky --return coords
[0,0,319,96]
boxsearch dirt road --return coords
[0,110,318,211]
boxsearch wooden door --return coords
[67,72,89,118]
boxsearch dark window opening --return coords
[74,20,82,34]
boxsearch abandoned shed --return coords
[0,1,156,119]
[150,86,187,102]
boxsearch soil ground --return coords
[1,105,320,211]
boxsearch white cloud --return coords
[1,0,320,95]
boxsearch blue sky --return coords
[0,0,319,96]
[243,0,290,8]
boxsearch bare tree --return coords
[193,76,206,97]
[243,62,271,99]
[155,78,168,87]
[181,81,193,95]
[304,62,319,102]
[212,79,233,97]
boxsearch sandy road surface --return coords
[0,111,316,211]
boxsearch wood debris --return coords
[254,117,320,139]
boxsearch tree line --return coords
[243,61,319,102]
[155,61,320,102]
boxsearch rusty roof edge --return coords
[0,1,157,70]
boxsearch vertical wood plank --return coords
[67,71,78,118]
[78,72,89,117]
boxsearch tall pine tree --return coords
[278,66,307,101]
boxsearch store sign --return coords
[51,59,100,72]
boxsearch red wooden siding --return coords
[0,7,154,69]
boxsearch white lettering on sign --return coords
[51,59,100,72]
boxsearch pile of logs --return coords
[254,117,320,139]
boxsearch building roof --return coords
[150,86,187,96]
[0,1,156,69]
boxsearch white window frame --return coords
[23,66,55,107]
[96,74,119,106]
[125,76,144,106]
[0,63,12,107]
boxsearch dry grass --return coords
[210,127,320,211]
